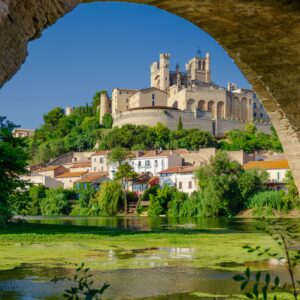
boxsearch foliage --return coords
[233,219,300,299]
[283,170,299,207]
[0,116,29,222]
[195,151,268,216]
[177,116,183,131]
[167,191,189,217]
[10,185,47,216]
[74,183,96,208]
[219,124,283,153]
[148,185,177,216]
[108,147,137,213]
[99,123,216,151]
[139,185,159,201]
[177,192,204,217]
[247,190,289,216]
[102,113,113,129]
[93,181,124,216]
[30,102,101,163]
[40,188,74,216]
[52,262,109,299]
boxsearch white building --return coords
[159,166,197,194]
[243,159,289,189]
[91,150,111,172]
[109,150,182,179]
[21,174,63,189]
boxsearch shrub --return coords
[94,181,124,216]
[247,190,286,216]
[40,188,72,216]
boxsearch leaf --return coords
[265,273,271,284]
[245,268,250,279]
[274,276,280,286]
[233,275,245,282]
[245,293,254,299]
[241,280,248,290]
[256,271,261,282]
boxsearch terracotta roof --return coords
[135,150,175,158]
[174,149,190,155]
[159,166,195,174]
[56,171,87,178]
[35,165,62,172]
[148,176,159,185]
[243,160,289,170]
[91,150,111,157]
[69,162,91,168]
[75,172,109,183]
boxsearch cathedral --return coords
[100,53,270,136]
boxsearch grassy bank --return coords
[0,222,282,272]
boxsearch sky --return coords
[0,2,251,129]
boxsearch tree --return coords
[177,116,183,131]
[0,116,29,222]
[283,170,299,207]
[43,107,65,133]
[108,147,137,213]
[94,181,124,216]
[102,114,113,129]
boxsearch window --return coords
[145,160,150,167]
[154,160,158,166]
[94,158,96,162]
[188,181,192,189]
[254,112,257,117]
[253,103,257,108]
[152,93,155,100]
[178,182,182,189]
[260,113,263,118]
[99,157,103,163]
[260,104,263,109]
[126,98,128,103]
[94,167,96,171]
[138,161,141,167]
[277,172,280,181]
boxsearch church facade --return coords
[100,53,271,136]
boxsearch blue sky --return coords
[0,2,251,129]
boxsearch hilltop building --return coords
[100,53,271,136]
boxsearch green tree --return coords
[108,147,137,213]
[177,116,183,131]
[0,117,29,222]
[102,114,113,129]
[40,188,73,216]
[283,170,299,207]
[94,181,124,216]
[43,107,65,133]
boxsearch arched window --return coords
[207,100,215,117]
[172,101,178,109]
[217,101,224,118]
[186,99,196,112]
[198,100,206,110]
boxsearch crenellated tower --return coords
[150,53,170,92]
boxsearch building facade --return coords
[100,53,271,135]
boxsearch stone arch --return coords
[1,1,300,190]
[241,98,248,121]
[217,101,224,118]
[186,99,196,112]
[172,101,178,109]
[207,100,215,117]
[232,97,240,119]
[197,100,206,110]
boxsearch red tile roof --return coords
[243,160,289,170]
[69,162,91,168]
[75,172,109,183]
[56,171,87,178]
[159,166,196,174]
[35,165,62,172]
[91,150,111,157]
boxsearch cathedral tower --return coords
[186,52,211,83]
[151,53,170,92]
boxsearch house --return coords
[69,162,92,173]
[110,150,182,179]
[55,171,88,189]
[128,173,154,196]
[21,173,63,189]
[12,128,35,138]
[159,165,197,194]
[74,172,111,190]
[243,159,289,190]
[91,150,111,172]
[35,165,69,179]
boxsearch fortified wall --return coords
[113,107,213,133]
[214,119,272,137]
